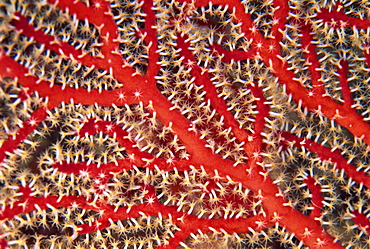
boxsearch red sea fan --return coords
[1,0,370,248]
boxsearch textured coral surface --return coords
[1,0,370,248]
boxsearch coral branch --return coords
[1,0,370,248]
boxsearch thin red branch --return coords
[281,132,370,190]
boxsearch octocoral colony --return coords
[1,0,370,248]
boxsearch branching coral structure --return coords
[1,0,370,248]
